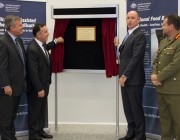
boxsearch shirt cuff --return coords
[54,39,57,44]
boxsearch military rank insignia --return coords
[175,33,180,40]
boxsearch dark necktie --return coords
[42,43,50,64]
[15,38,26,78]
[15,38,25,64]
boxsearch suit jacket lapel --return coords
[34,40,50,66]
[5,32,25,64]
[120,28,140,51]
[122,33,133,45]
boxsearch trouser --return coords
[157,93,180,140]
[0,95,20,140]
[27,93,47,139]
[121,85,146,140]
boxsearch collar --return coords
[34,38,46,54]
[7,31,16,41]
[128,25,139,36]
[166,32,180,42]
[35,38,43,46]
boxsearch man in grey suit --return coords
[114,11,146,140]
[0,15,26,140]
[26,23,63,140]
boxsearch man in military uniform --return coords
[151,14,180,140]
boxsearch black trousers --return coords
[0,94,21,140]
[27,93,47,139]
[121,85,146,140]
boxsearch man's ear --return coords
[36,31,42,39]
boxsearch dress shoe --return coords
[39,132,53,139]
[118,134,135,140]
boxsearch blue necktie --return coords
[15,38,26,77]
[15,38,25,64]
[123,32,129,42]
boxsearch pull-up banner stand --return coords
[0,0,46,136]
[127,0,178,139]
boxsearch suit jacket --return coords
[0,32,26,96]
[152,32,180,94]
[119,27,146,85]
[26,39,56,96]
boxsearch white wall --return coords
[46,0,127,125]
[46,0,180,125]
[20,0,180,126]
[21,0,180,126]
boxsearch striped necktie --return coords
[15,38,25,64]
[42,43,50,64]
[15,38,26,77]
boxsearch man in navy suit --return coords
[26,23,64,140]
[115,11,146,140]
[0,15,26,140]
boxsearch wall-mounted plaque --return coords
[76,26,96,42]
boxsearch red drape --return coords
[102,18,119,77]
[52,18,118,77]
[51,19,69,73]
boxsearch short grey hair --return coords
[4,15,21,31]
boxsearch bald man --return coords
[115,11,146,140]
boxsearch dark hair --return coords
[165,14,180,30]
[32,23,46,37]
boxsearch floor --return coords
[17,133,154,140]
[5,124,156,140]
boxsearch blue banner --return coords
[127,0,178,138]
[0,0,46,132]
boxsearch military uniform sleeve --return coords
[158,45,180,81]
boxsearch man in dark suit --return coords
[26,23,64,140]
[0,15,26,140]
[114,11,146,140]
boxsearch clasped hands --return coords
[151,74,162,86]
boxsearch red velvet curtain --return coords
[51,19,69,73]
[52,18,118,76]
[102,18,119,77]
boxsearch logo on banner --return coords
[0,2,5,8]
[130,3,137,9]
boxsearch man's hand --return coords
[151,74,158,81]
[4,86,12,96]
[152,80,162,86]
[151,74,162,86]
[55,37,64,43]
[38,90,45,98]
[119,75,127,87]
[114,36,120,47]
